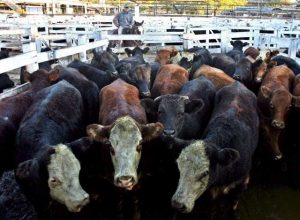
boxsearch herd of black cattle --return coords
[1,41,300,220]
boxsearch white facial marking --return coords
[109,116,142,189]
[172,140,210,213]
[48,144,89,212]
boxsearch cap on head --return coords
[124,3,129,8]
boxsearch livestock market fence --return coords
[1,15,300,99]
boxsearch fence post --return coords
[78,34,87,62]
[135,4,140,19]
[220,28,229,53]
[288,39,298,59]
[253,29,260,48]
[22,42,39,72]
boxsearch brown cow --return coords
[87,79,163,190]
[192,64,235,90]
[155,47,178,65]
[293,74,300,108]
[258,64,294,160]
[151,64,188,98]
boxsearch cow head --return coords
[125,46,149,57]
[230,40,248,51]
[178,57,193,70]
[87,116,163,190]
[232,58,252,86]
[141,95,204,138]
[15,144,89,212]
[155,47,178,65]
[172,140,239,213]
[91,49,118,75]
[23,68,60,85]
[260,86,292,129]
[252,58,268,83]
[132,63,152,98]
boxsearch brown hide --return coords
[151,64,188,98]
[155,47,178,65]
[258,65,294,159]
[99,78,147,125]
[193,64,235,90]
[293,75,300,108]
[244,47,260,60]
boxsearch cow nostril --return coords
[233,75,240,80]
[163,129,175,136]
[172,200,187,212]
[117,176,134,183]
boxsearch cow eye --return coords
[136,145,142,153]
[198,170,209,180]
[110,146,115,155]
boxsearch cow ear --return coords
[260,86,272,98]
[68,137,93,159]
[217,148,240,166]
[15,159,38,180]
[140,20,144,25]
[292,95,300,108]
[141,122,164,142]
[86,124,110,143]
[230,41,234,46]
[106,47,112,53]
[48,69,60,82]
[185,98,204,114]
[23,71,32,82]
[171,49,178,57]
[243,42,249,47]
[143,47,150,54]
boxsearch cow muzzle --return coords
[255,77,262,83]
[163,129,175,137]
[66,193,90,212]
[115,175,136,190]
[271,120,285,129]
[140,91,151,98]
[233,74,240,80]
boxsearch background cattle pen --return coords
[1,13,300,220]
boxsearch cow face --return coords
[125,46,150,57]
[22,69,60,85]
[172,140,239,213]
[92,50,118,74]
[132,63,151,97]
[233,58,252,86]
[142,95,204,138]
[260,86,292,129]
[48,144,89,212]
[155,48,178,65]
[87,116,163,190]
[230,40,248,51]
[252,59,268,83]
[16,144,89,212]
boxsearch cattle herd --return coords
[0,41,300,220]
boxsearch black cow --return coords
[149,61,161,88]
[91,47,119,74]
[55,65,99,125]
[167,82,259,214]
[0,73,14,93]
[226,40,248,62]
[118,62,152,97]
[15,80,89,218]
[142,76,215,139]
[68,60,118,90]
[188,47,213,77]
[271,55,300,75]
[117,46,150,70]
[212,54,236,76]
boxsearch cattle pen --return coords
[1,12,300,220]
